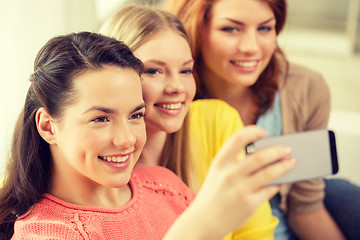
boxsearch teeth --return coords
[157,103,182,110]
[233,61,257,67]
[99,155,128,163]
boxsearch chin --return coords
[147,121,183,134]
[108,175,132,188]
[232,78,258,87]
[164,127,182,134]
[163,124,183,134]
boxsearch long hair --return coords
[165,0,289,114]
[100,5,196,190]
[0,32,143,239]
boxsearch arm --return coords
[288,208,345,240]
[282,64,345,239]
[164,126,296,240]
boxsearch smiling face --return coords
[49,65,146,190]
[133,30,196,134]
[200,0,277,88]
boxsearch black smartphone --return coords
[245,129,339,184]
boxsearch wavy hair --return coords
[165,0,288,114]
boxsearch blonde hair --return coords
[100,4,191,51]
[100,5,197,190]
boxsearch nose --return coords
[164,73,185,95]
[238,29,259,54]
[112,121,136,148]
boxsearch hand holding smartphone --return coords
[246,129,339,185]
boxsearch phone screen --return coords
[246,129,339,184]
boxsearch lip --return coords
[230,60,259,73]
[154,101,185,116]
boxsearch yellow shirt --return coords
[189,99,278,240]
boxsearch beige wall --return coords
[0,0,98,177]
[286,0,360,53]
[287,0,349,30]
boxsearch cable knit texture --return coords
[12,166,195,240]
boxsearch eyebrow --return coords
[144,60,166,66]
[183,59,195,66]
[224,17,275,26]
[83,103,146,115]
[83,106,116,115]
[132,103,146,113]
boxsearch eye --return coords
[129,112,145,120]
[180,68,193,75]
[220,27,239,33]
[91,116,109,123]
[144,68,161,75]
[258,26,273,32]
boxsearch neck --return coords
[137,126,168,167]
[49,166,132,209]
[200,63,260,125]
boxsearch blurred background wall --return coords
[1,0,359,184]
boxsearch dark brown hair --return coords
[0,32,143,239]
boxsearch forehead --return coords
[134,30,192,62]
[73,65,143,107]
[210,0,274,20]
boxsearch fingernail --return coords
[287,158,296,166]
[283,147,291,154]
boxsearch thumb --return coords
[212,125,267,165]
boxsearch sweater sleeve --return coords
[280,62,330,213]
[297,66,331,131]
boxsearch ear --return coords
[36,107,57,145]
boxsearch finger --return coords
[251,157,296,188]
[255,185,282,202]
[213,126,267,166]
[243,145,292,174]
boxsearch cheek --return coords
[141,80,161,103]
[60,132,96,163]
[81,129,110,152]
[202,32,231,61]
[202,31,217,54]
[185,78,196,100]
[201,27,218,57]
[134,124,146,150]
[262,36,277,57]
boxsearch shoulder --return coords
[13,199,82,239]
[280,62,329,91]
[190,99,238,116]
[288,62,322,78]
[189,99,243,129]
[279,61,330,111]
[187,100,244,179]
[279,61,331,134]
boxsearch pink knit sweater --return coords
[12,166,195,240]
